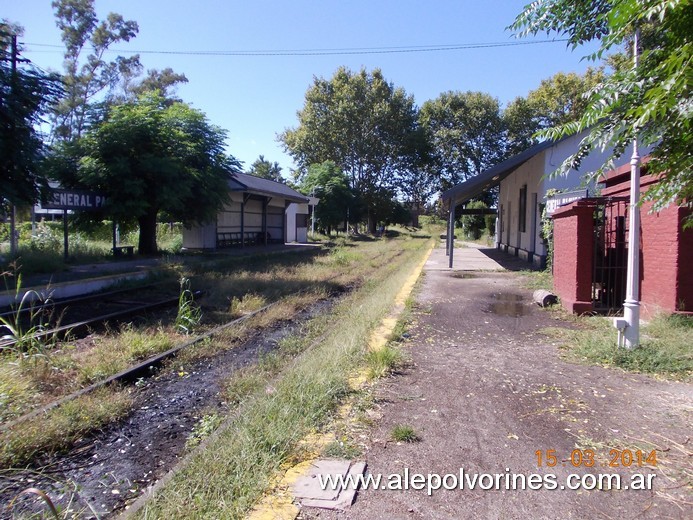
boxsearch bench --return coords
[113,245,135,257]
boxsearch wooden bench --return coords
[217,232,243,248]
[112,245,135,257]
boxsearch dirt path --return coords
[301,245,692,519]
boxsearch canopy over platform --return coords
[440,139,565,269]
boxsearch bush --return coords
[458,201,489,240]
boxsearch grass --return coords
[0,385,132,468]
[365,345,404,379]
[0,228,429,474]
[133,230,432,519]
[520,269,554,291]
[322,438,362,459]
[391,424,419,443]
[546,313,692,380]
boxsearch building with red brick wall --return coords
[552,162,693,317]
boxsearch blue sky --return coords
[4,1,601,176]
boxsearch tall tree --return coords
[504,68,605,155]
[50,93,241,254]
[511,0,692,221]
[280,67,419,232]
[419,91,506,191]
[247,155,283,181]
[51,0,140,141]
[1,22,62,208]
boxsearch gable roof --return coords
[441,138,565,207]
[229,173,309,204]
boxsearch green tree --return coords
[51,0,140,140]
[280,67,419,232]
[419,91,506,191]
[301,161,357,234]
[511,0,692,221]
[50,93,241,254]
[1,22,62,208]
[247,155,283,181]
[504,68,605,155]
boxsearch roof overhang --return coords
[441,139,560,208]
[228,174,309,204]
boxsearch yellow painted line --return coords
[247,244,433,520]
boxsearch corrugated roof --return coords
[229,173,310,204]
[441,139,560,206]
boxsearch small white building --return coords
[182,173,311,250]
[441,132,640,268]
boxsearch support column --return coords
[240,200,245,248]
[448,202,455,269]
[621,27,641,349]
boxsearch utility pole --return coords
[618,28,641,348]
[9,34,18,257]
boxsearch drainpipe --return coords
[616,27,641,349]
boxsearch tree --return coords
[51,0,140,141]
[247,155,283,181]
[1,22,62,208]
[50,93,241,254]
[419,91,506,191]
[301,161,358,234]
[504,68,605,155]
[280,67,419,232]
[511,0,693,221]
[129,67,188,100]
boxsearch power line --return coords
[23,38,569,57]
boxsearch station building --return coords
[182,173,314,250]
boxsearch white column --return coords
[622,28,641,349]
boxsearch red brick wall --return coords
[552,201,595,314]
[602,173,693,317]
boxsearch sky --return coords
[3,0,602,177]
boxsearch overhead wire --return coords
[22,38,570,57]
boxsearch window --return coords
[519,185,527,233]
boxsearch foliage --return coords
[511,0,693,224]
[391,424,419,443]
[49,92,241,254]
[549,313,692,379]
[459,201,491,240]
[365,344,403,379]
[280,67,420,231]
[0,272,57,362]
[0,23,62,207]
[246,155,283,182]
[175,277,202,335]
[420,91,506,191]
[50,0,140,140]
[504,68,605,155]
[301,161,359,233]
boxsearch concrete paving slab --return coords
[293,459,351,500]
[300,461,367,511]
[425,242,505,272]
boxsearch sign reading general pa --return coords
[44,189,107,211]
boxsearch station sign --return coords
[545,189,588,216]
[43,189,107,211]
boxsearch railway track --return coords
[0,282,184,351]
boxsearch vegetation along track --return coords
[0,233,430,518]
[0,282,185,352]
